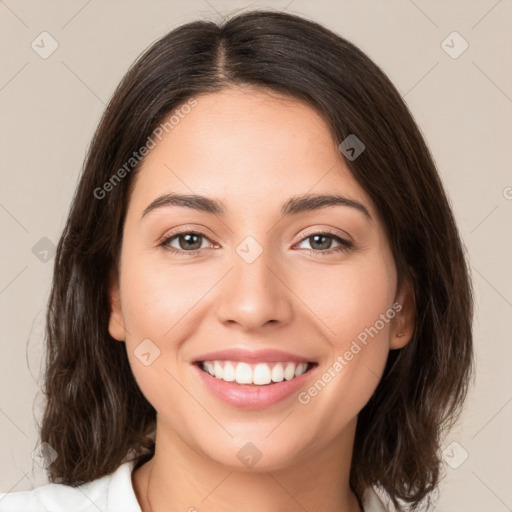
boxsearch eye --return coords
[159,229,354,256]
[160,231,216,255]
[294,231,353,255]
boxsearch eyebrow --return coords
[141,192,372,221]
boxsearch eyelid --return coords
[294,225,353,244]
[158,225,219,245]
[159,225,354,257]
[159,225,352,246]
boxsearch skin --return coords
[108,86,415,512]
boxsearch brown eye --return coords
[307,234,334,250]
[296,232,353,255]
[160,231,214,254]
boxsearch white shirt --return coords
[0,459,391,511]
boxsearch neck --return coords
[132,417,362,512]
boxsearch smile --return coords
[198,360,314,386]
[193,359,318,409]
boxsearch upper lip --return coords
[192,348,314,364]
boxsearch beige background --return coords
[0,1,511,510]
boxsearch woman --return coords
[0,9,474,512]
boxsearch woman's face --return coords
[109,87,413,471]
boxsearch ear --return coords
[390,268,416,350]
[108,270,126,341]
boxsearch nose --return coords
[214,247,294,332]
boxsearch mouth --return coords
[191,347,319,408]
[194,360,318,386]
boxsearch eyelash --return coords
[159,229,354,257]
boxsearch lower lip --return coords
[193,363,317,409]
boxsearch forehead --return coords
[128,87,376,220]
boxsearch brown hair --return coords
[38,9,474,511]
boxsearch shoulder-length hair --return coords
[38,9,474,511]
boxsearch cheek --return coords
[118,251,196,412]
[118,248,224,406]
[293,252,396,347]
[294,255,396,427]
[119,250,211,339]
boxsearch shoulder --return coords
[362,485,395,512]
[0,460,141,512]
[0,462,390,512]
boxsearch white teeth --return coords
[284,363,296,381]
[223,362,236,382]
[213,361,224,380]
[200,360,311,385]
[204,361,215,376]
[271,363,284,383]
[295,362,308,377]
[235,362,253,384]
[253,363,272,385]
